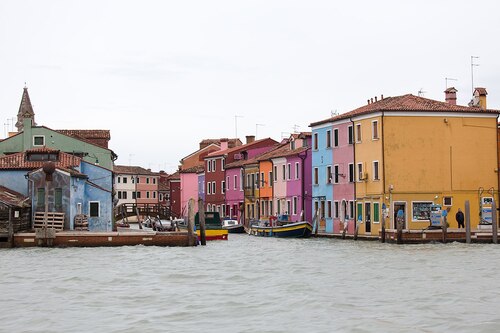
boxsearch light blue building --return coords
[310,122,334,232]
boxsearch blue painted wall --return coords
[81,162,113,231]
[0,170,30,195]
[311,124,334,232]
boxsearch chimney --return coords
[246,135,255,144]
[370,98,373,104]
[444,87,458,105]
[381,94,384,100]
[220,138,229,150]
[367,99,370,105]
[374,96,378,102]
[473,87,488,109]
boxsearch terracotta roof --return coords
[310,94,500,127]
[0,185,30,207]
[199,138,242,148]
[0,148,81,170]
[158,182,170,191]
[206,137,277,158]
[167,171,180,180]
[179,165,205,173]
[114,165,157,175]
[57,129,111,149]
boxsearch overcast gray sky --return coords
[1,0,499,173]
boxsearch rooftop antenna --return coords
[418,88,426,97]
[234,115,243,139]
[292,125,300,133]
[256,123,264,138]
[445,77,458,89]
[331,109,339,117]
[471,56,480,95]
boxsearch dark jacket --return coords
[456,211,464,223]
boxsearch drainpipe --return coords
[299,150,308,221]
[350,117,356,233]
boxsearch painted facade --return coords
[224,166,244,221]
[180,167,202,218]
[113,165,159,206]
[310,123,334,232]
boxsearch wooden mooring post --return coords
[8,207,14,248]
[187,199,197,246]
[465,200,471,244]
[380,207,386,243]
[442,213,448,244]
[198,198,206,246]
[492,199,498,244]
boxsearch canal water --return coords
[1,235,499,333]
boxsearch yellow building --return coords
[345,92,499,235]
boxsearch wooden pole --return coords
[187,198,196,246]
[354,220,360,240]
[396,217,403,244]
[381,208,386,243]
[8,207,13,248]
[442,215,448,244]
[198,198,207,246]
[465,200,471,244]
[492,199,498,244]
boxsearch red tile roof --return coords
[310,94,499,127]
[114,165,157,175]
[0,148,81,170]
[206,137,277,158]
[0,185,30,207]
[179,165,205,173]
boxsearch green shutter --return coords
[37,188,45,207]
[55,188,63,208]
[373,202,380,222]
[356,203,363,221]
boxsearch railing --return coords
[114,203,178,221]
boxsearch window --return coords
[334,165,340,184]
[123,177,128,184]
[326,165,332,184]
[269,171,273,186]
[131,177,134,184]
[251,173,255,189]
[314,201,319,217]
[349,201,354,220]
[333,128,339,147]
[348,125,354,144]
[320,200,325,218]
[117,177,121,183]
[356,124,362,142]
[55,188,62,208]
[326,130,332,148]
[314,167,319,185]
[212,181,216,194]
[357,163,364,181]
[356,202,363,221]
[26,152,58,161]
[33,135,45,146]
[118,191,122,199]
[269,201,273,215]
[89,202,100,217]
[152,192,156,199]
[212,160,216,172]
[313,132,319,150]
[348,163,354,183]
[146,177,150,184]
[373,202,380,223]
[221,159,225,171]
[372,120,379,140]
[234,175,237,190]
[277,200,281,215]
[37,188,45,207]
[136,177,140,183]
[226,177,230,190]
[373,161,380,180]
[443,197,452,206]
[222,181,226,194]
[123,191,127,199]
[247,174,251,189]
[287,163,291,180]
[295,162,299,179]
[261,172,265,187]
[334,201,339,219]
[286,200,291,215]
[327,201,332,218]
[412,202,432,221]
[240,171,244,191]
[273,166,278,181]
[207,160,212,172]
[146,191,150,199]
[282,165,286,181]
[255,173,259,188]
[293,197,298,215]
[208,182,212,195]
[153,178,156,184]
[136,191,141,199]
[132,192,136,199]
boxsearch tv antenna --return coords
[292,124,300,133]
[418,88,426,97]
[331,109,339,117]
[471,56,480,95]
[445,77,458,89]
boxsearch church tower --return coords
[15,86,36,131]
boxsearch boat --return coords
[195,212,228,240]
[249,220,313,238]
[222,218,245,233]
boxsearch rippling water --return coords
[1,235,500,333]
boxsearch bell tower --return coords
[15,86,36,131]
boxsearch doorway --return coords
[364,202,371,233]
[393,202,406,229]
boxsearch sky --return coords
[1,0,499,173]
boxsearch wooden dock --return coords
[6,230,197,248]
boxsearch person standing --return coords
[456,208,465,228]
